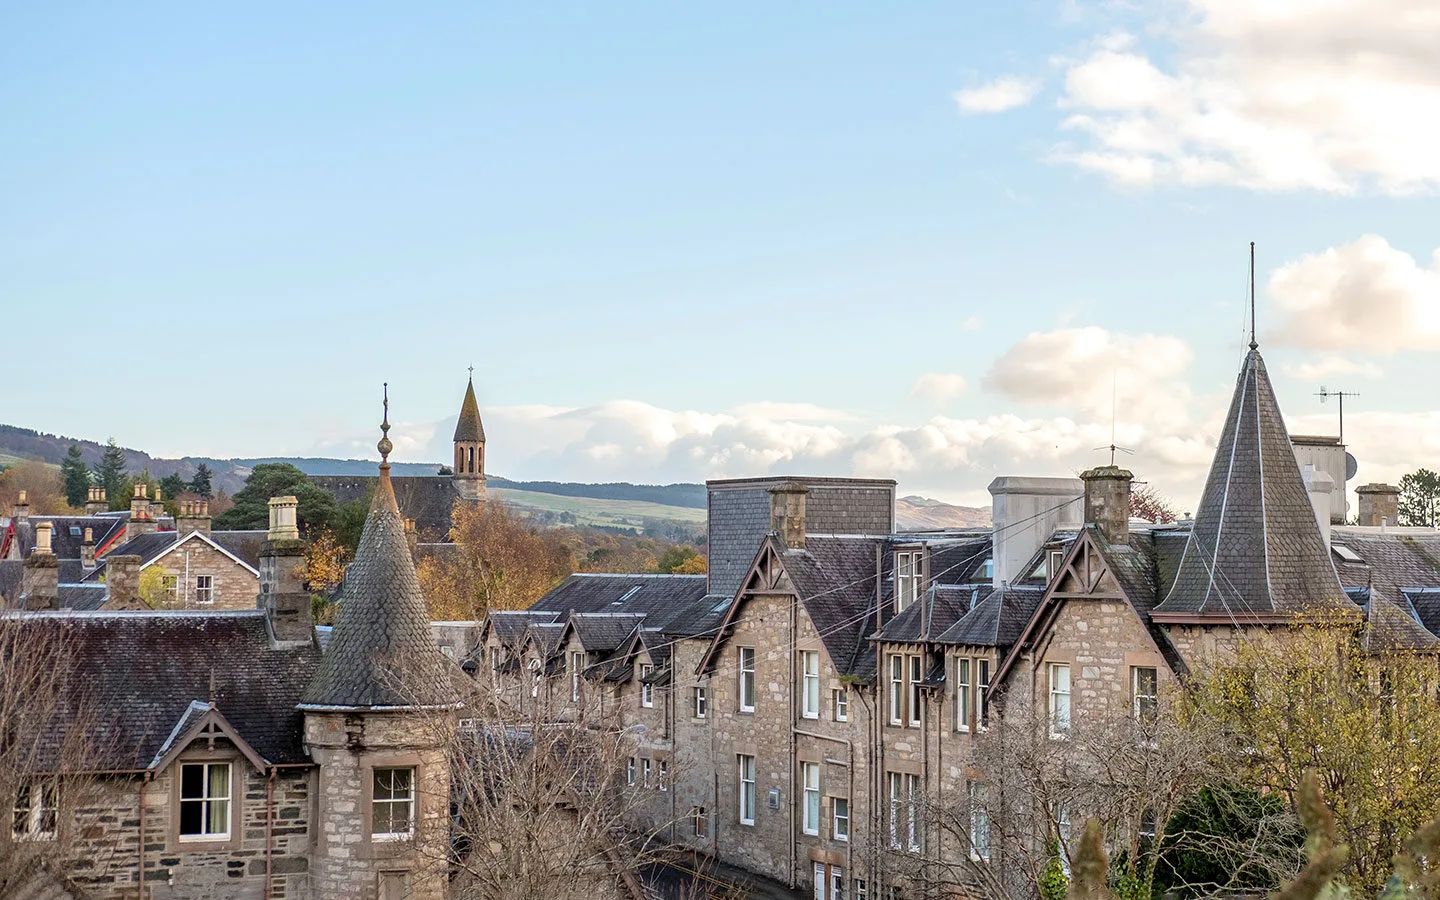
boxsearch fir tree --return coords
[159,473,188,500]
[93,439,127,507]
[188,463,213,498]
[59,444,90,508]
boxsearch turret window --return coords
[372,767,416,840]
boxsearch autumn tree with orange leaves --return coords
[417,499,573,620]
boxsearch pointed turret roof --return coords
[301,392,462,710]
[453,377,486,443]
[1153,349,1356,620]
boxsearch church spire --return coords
[453,372,486,501]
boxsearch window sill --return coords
[738,708,755,716]
[13,833,58,843]
[739,820,756,827]
[372,832,415,843]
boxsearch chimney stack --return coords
[177,500,212,538]
[12,490,29,524]
[1080,466,1134,545]
[768,482,810,550]
[260,495,311,646]
[125,483,157,542]
[404,517,418,555]
[1357,483,1401,528]
[86,487,108,516]
[104,555,144,610]
[81,527,96,570]
[21,521,59,609]
[149,488,165,521]
[988,477,1085,589]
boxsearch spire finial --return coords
[468,364,474,379]
[1249,241,1258,351]
[377,382,393,465]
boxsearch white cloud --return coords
[982,326,1196,427]
[955,76,1042,114]
[1282,356,1384,381]
[1270,235,1440,351]
[1041,1,1440,193]
[910,373,968,401]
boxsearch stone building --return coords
[486,342,1440,899]
[3,406,465,900]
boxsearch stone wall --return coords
[63,748,314,900]
[1036,597,1172,724]
[148,541,260,610]
[303,710,453,900]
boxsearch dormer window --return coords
[895,550,924,612]
[978,558,994,581]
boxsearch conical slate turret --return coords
[1154,349,1356,620]
[453,377,486,443]
[301,390,461,709]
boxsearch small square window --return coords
[372,767,415,840]
[194,574,214,604]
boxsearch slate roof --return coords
[638,629,673,677]
[569,612,646,653]
[529,574,710,632]
[1156,349,1356,619]
[935,584,1042,647]
[6,515,128,561]
[1330,531,1440,591]
[454,377,487,442]
[1362,585,1440,653]
[58,584,107,611]
[5,610,321,769]
[211,531,266,569]
[780,535,889,679]
[301,462,462,710]
[0,559,21,605]
[705,477,895,598]
[875,583,982,643]
[485,610,560,646]
[308,474,460,541]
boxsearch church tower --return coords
[453,374,486,501]
[299,388,463,899]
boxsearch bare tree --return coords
[916,692,1302,900]
[0,614,113,896]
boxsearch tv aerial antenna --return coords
[1093,371,1134,466]
[1317,386,1359,444]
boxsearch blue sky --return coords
[5,1,1440,506]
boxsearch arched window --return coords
[468,446,475,473]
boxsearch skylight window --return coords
[1332,544,1363,564]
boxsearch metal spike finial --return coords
[1248,241,1258,351]
[377,383,393,463]
[468,364,474,378]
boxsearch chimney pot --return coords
[1080,466,1134,545]
[35,521,54,555]
[267,495,301,542]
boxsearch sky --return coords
[4,1,1440,509]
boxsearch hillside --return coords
[0,424,989,532]
[894,495,990,530]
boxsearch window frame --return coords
[969,782,991,861]
[905,772,921,852]
[739,754,757,826]
[194,574,214,605]
[976,658,992,731]
[738,647,756,713]
[834,688,848,722]
[371,766,416,842]
[907,655,923,728]
[832,795,850,842]
[639,663,655,708]
[1132,666,1159,724]
[887,655,904,726]
[801,762,821,836]
[658,760,669,792]
[801,650,821,720]
[570,650,584,702]
[11,780,59,842]
[626,757,636,786]
[694,684,708,718]
[955,657,971,732]
[887,772,903,849]
[693,805,709,838]
[642,758,653,788]
[178,761,232,842]
[1049,662,1072,736]
[895,551,915,613]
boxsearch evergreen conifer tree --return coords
[188,463,213,498]
[93,439,127,508]
[59,444,90,508]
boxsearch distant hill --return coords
[0,424,987,530]
[895,495,990,530]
